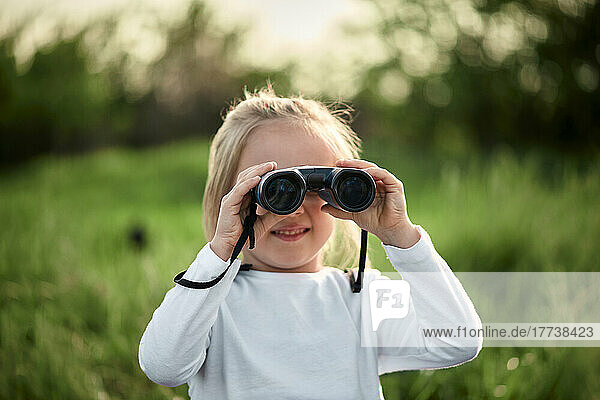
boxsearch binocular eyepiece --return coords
[251,166,376,215]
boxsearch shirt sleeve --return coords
[370,225,483,375]
[138,242,241,387]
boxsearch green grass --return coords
[1,138,598,399]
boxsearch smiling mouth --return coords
[270,228,310,241]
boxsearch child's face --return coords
[236,120,337,273]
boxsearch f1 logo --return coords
[369,279,411,331]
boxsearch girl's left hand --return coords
[321,159,421,248]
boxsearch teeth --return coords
[273,229,307,235]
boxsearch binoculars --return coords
[252,166,376,215]
[173,165,376,293]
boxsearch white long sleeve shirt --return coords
[138,225,482,400]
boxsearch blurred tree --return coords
[0,29,133,165]
[128,2,242,147]
[354,0,599,157]
[3,0,597,165]
[0,1,292,166]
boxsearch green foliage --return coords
[0,31,133,165]
[0,139,598,399]
[2,0,599,167]
[364,141,600,273]
[0,2,255,166]
[356,0,600,157]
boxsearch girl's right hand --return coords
[210,161,288,262]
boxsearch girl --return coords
[138,87,482,399]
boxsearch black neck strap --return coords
[174,201,367,292]
[173,203,257,289]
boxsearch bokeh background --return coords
[1,0,599,398]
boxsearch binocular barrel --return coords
[252,166,376,215]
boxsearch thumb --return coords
[321,204,353,220]
[256,205,268,216]
[255,212,288,238]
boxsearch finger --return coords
[372,180,387,206]
[236,161,277,184]
[229,161,277,206]
[226,176,262,208]
[335,159,378,169]
[240,193,251,211]
[363,167,403,190]
[320,204,354,220]
[256,212,288,237]
[256,204,268,216]
[375,180,386,195]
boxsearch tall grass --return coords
[1,139,598,399]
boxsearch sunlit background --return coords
[1,0,599,398]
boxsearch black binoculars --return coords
[173,165,376,293]
[251,166,376,215]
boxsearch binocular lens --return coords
[265,177,300,212]
[338,175,371,209]
[255,167,375,214]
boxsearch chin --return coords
[271,256,307,268]
[265,252,310,268]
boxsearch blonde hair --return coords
[202,85,372,270]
